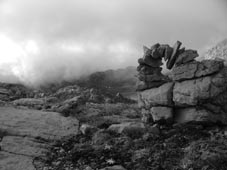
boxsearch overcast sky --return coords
[0,0,226,86]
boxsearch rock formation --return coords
[137,41,227,125]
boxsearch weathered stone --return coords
[1,136,48,157]
[0,152,36,170]
[138,72,169,82]
[175,108,227,124]
[164,46,173,61]
[171,60,224,81]
[13,98,44,107]
[138,58,163,68]
[92,130,112,145]
[138,82,174,107]
[173,68,227,106]
[80,124,98,135]
[0,106,79,170]
[177,47,185,55]
[167,41,182,69]
[141,108,153,123]
[136,80,166,91]
[99,165,127,170]
[157,45,169,57]
[151,48,161,59]
[175,49,198,66]
[0,106,79,140]
[0,88,9,101]
[202,88,227,114]
[132,149,150,162]
[137,65,162,75]
[150,107,173,122]
[108,122,145,138]
[150,43,160,50]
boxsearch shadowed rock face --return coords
[137,41,227,124]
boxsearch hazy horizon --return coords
[0,0,227,86]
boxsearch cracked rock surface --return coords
[0,106,79,170]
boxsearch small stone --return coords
[85,166,93,170]
[224,131,227,136]
[108,122,146,138]
[92,130,112,145]
[132,149,149,161]
[99,165,127,170]
[167,41,182,69]
[149,126,160,135]
[80,124,98,135]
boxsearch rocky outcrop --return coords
[173,67,227,106]
[137,41,227,124]
[0,106,79,170]
[171,60,224,81]
[136,44,171,91]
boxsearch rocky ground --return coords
[1,58,227,169]
[1,101,227,170]
[0,106,79,170]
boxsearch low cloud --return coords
[0,0,226,86]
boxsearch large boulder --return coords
[138,82,174,108]
[171,60,224,81]
[173,67,227,106]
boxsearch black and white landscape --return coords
[0,1,227,170]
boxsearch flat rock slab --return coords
[173,68,227,106]
[0,152,36,170]
[0,106,79,170]
[138,82,174,108]
[171,60,224,81]
[0,106,79,140]
[1,136,49,157]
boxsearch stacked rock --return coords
[137,41,227,125]
[136,43,172,91]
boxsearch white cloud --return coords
[0,0,226,86]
